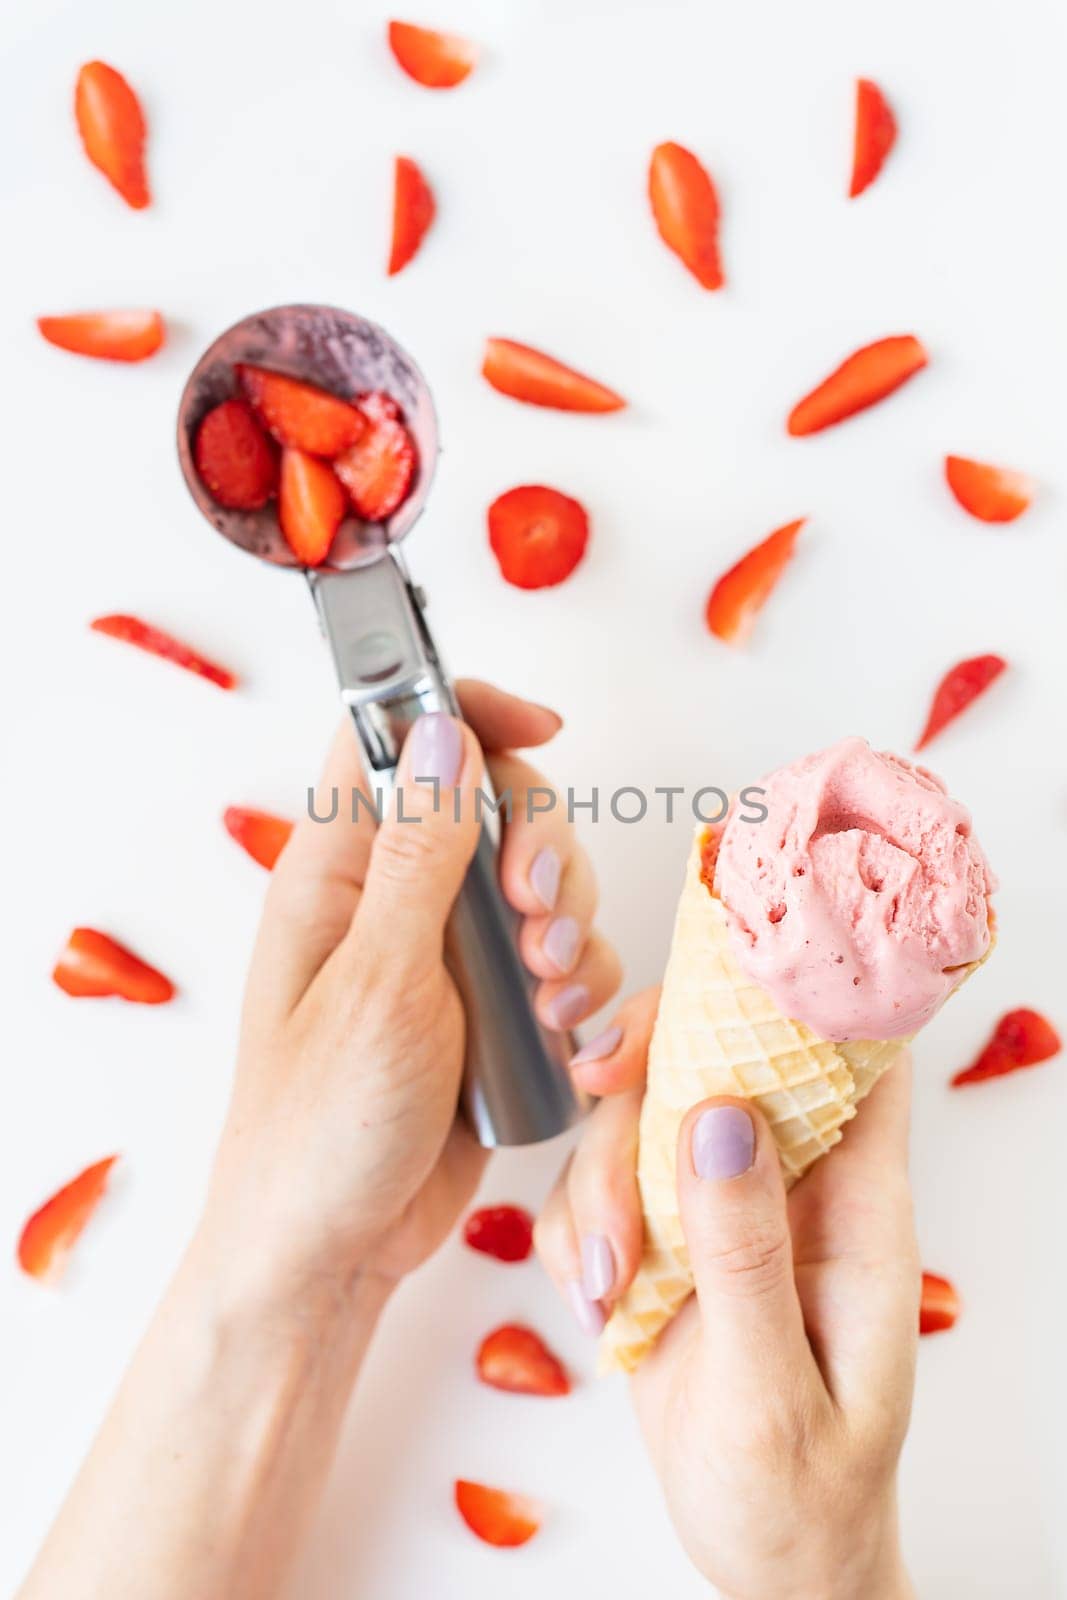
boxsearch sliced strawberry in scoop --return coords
[237,365,366,456]
[194,398,278,510]
[37,310,164,362]
[454,1481,542,1548]
[387,21,478,88]
[75,61,149,209]
[915,653,1007,749]
[850,78,897,198]
[279,448,348,566]
[919,1271,960,1335]
[649,141,724,289]
[18,1157,119,1283]
[488,485,590,590]
[53,929,175,1003]
[951,1008,1061,1087]
[389,155,436,275]
[705,519,805,645]
[462,1204,534,1262]
[334,407,416,521]
[476,1325,570,1396]
[224,807,294,870]
[483,338,626,412]
[945,456,1034,523]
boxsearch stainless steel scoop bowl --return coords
[176,304,588,1148]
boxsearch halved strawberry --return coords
[237,365,366,457]
[462,1204,534,1262]
[387,21,478,88]
[945,456,1034,524]
[17,1157,119,1283]
[389,155,436,275]
[334,407,416,521]
[649,141,723,289]
[278,448,348,566]
[850,78,897,198]
[915,653,1007,749]
[788,335,927,436]
[53,929,175,1004]
[224,807,294,870]
[91,614,237,690]
[75,61,149,209]
[705,519,805,645]
[37,310,164,362]
[482,338,626,412]
[454,1481,542,1548]
[920,1271,960,1335]
[194,398,278,510]
[951,1009,1061,1087]
[488,485,590,590]
[476,1325,570,1397]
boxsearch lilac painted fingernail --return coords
[409,713,463,786]
[581,1234,615,1302]
[544,984,589,1030]
[570,1025,623,1067]
[529,846,562,910]
[692,1106,755,1181]
[567,1279,606,1336]
[543,916,580,974]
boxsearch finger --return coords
[536,932,623,1033]
[568,986,660,1098]
[455,679,562,753]
[519,849,597,980]
[677,1097,822,1409]
[489,753,572,918]
[566,1089,645,1313]
[533,1159,604,1338]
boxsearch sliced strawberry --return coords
[224,807,294,870]
[648,141,723,290]
[387,21,478,88]
[705,519,805,645]
[951,1009,1061,1088]
[75,61,149,209]
[945,456,1034,524]
[91,614,237,690]
[787,335,928,436]
[850,78,897,198]
[17,1157,119,1283]
[915,653,1007,749]
[488,485,590,590]
[462,1204,534,1262]
[278,448,348,566]
[454,1481,542,1548]
[194,398,278,511]
[357,389,403,424]
[237,365,367,457]
[476,1325,570,1397]
[334,409,416,521]
[482,338,626,413]
[37,310,164,362]
[53,929,175,1004]
[389,155,435,275]
[920,1271,960,1335]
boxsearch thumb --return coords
[355,712,484,958]
[676,1098,815,1400]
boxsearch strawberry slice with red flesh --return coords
[278,447,348,566]
[482,338,626,413]
[37,310,164,362]
[788,336,927,436]
[17,1157,119,1283]
[224,807,294,870]
[850,78,897,198]
[951,1009,1061,1087]
[389,155,436,275]
[334,405,416,522]
[454,1481,542,1548]
[649,141,724,289]
[476,1325,570,1397]
[194,398,278,511]
[462,1204,534,1262]
[387,21,478,88]
[237,365,366,457]
[945,456,1034,524]
[75,61,149,209]
[488,485,590,590]
[91,614,237,690]
[919,1272,960,1335]
[915,653,1007,750]
[53,929,175,1003]
[705,519,805,645]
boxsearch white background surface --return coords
[2,0,1066,1594]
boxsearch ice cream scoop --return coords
[714,737,995,1041]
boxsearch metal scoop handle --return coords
[308,552,587,1148]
